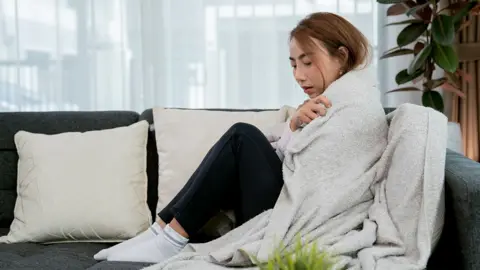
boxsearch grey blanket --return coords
[144,68,447,270]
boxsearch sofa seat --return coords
[0,229,152,270]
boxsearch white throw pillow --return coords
[0,121,152,243]
[152,106,294,213]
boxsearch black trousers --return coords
[158,122,284,237]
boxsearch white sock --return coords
[107,224,189,263]
[93,222,162,261]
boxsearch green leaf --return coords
[385,19,424,27]
[422,90,444,112]
[424,77,447,90]
[380,48,414,59]
[431,77,448,89]
[377,0,407,3]
[386,86,422,93]
[397,23,428,47]
[432,42,458,73]
[408,44,432,74]
[431,15,455,45]
[445,71,460,87]
[395,69,424,85]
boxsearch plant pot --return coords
[447,122,463,155]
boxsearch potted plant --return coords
[377,0,480,154]
[250,237,343,270]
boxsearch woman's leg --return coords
[106,122,284,263]
[159,122,284,236]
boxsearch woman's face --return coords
[289,38,343,99]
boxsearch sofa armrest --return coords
[444,149,480,270]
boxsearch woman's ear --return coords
[338,46,348,64]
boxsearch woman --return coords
[94,11,372,263]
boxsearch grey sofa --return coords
[0,108,479,270]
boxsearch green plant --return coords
[377,0,480,112]
[250,237,343,270]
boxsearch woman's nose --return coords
[294,68,306,82]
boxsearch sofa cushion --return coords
[0,228,152,270]
[0,111,140,229]
[1,120,152,244]
[86,261,152,270]
[151,106,293,213]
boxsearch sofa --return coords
[0,108,479,270]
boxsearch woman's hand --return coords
[290,95,331,131]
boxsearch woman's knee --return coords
[228,122,261,136]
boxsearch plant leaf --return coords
[442,82,466,98]
[425,77,447,90]
[406,2,430,16]
[414,5,433,21]
[387,3,409,16]
[408,43,432,74]
[397,23,429,47]
[385,19,424,27]
[384,46,401,54]
[432,14,455,45]
[395,69,424,85]
[414,42,425,54]
[422,90,444,112]
[386,86,422,93]
[377,0,408,3]
[445,71,460,87]
[380,48,414,59]
[432,42,458,73]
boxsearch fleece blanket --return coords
[144,68,447,270]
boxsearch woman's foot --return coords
[106,224,189,263]
[93,222,163,261]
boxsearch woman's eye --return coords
[304,62,312,66]
[291,65,297,69]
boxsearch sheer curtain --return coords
[0,0,378,112]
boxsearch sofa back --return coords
[0,107,396,229]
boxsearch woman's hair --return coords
[289,12,371,73]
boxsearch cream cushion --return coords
[0,121,152,243]
[152,106,295,213]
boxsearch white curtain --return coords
[0,0,378,112]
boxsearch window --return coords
[0,0,378,111]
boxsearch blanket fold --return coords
[144,67,447,270]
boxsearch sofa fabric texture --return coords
[0,108,479,269]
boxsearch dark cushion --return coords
[441,149,480,270]
[0,228,152,270]
[0,242,152,270]
[86,261,152,270]
[0,111,140,228]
